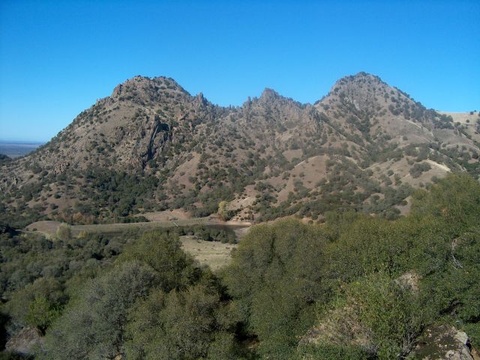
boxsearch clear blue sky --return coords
[1,0,479,142]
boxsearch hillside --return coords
[1,72,479,226]
[1,174,479,359]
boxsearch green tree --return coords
[26,296,59,334]
[325,216,402,282]
[41,261,157,359]
[222,219,328,359]
[217,200,232,221]
[304,272,425,359]
[410,173,480,235]
[55,223,72,241]
[118,230,197,291]
[6,277,65,333]
[126,284,237,360]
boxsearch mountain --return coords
[1,73,479,226]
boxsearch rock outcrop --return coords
[413,325,476,360]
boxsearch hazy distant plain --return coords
[0,141,44,158]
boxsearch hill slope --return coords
[1,73,479,225]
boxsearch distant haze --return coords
[0,141,44,158]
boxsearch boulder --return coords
[413,324,474,360]
[5,326,44,356]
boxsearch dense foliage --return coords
[0,173,479,359]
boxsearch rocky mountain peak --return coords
[331,72,387,95]
[259,88,281,102]
[322,72,392,112]
[193,92,208,107]
[338,71,385,86]
[111,76,189,105]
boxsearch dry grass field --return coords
[24,221,62,237]
[180,236,237,271]
[25,219,245,271]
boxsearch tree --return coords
[55,223,71,241]
[41,261,157,359]
[410,173,480,235]
[6,277,65,333]
[117,230,197,292]
[303,272,425,359]
[217,200,233,221]
[126,284,238,360]
[222,219,328,359]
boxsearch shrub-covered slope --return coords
[1,173,479,359]
[1,73,479,227]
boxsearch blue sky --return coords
[1,0,479,142]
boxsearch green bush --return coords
[222,219,328,359]
[41,261,157,359]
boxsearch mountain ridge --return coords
[1,72,479,226]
